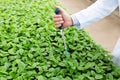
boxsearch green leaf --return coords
[95,74,103,79]
[8,48,15,55]
[84,62,95,69]
[15,59,26,73]
[28,53,33,59]
[0,77,7,80]
[37,75,45,80]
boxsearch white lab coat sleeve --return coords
[71,0,118,30]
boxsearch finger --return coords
[54,14,62,18]
[55,24,61,28]
[54,21,64,25]
[54,18,63,22]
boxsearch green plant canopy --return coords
[0,0,120,80]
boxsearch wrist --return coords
[71,14,81,29]
[69,17,74,26]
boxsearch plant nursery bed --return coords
[0,0,120,80]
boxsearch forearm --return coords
[71,0,118,30]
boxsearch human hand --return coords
[53,6,73,29]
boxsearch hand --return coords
[53,6,73,29]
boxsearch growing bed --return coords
[0,0,120,80]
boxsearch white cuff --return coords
[71,14,81,30]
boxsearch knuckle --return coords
[59,18,62,21]
[55,22,60,25]
[56,24,60,28]
[61,21,64,23]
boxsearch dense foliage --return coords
[0,0,120,80]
